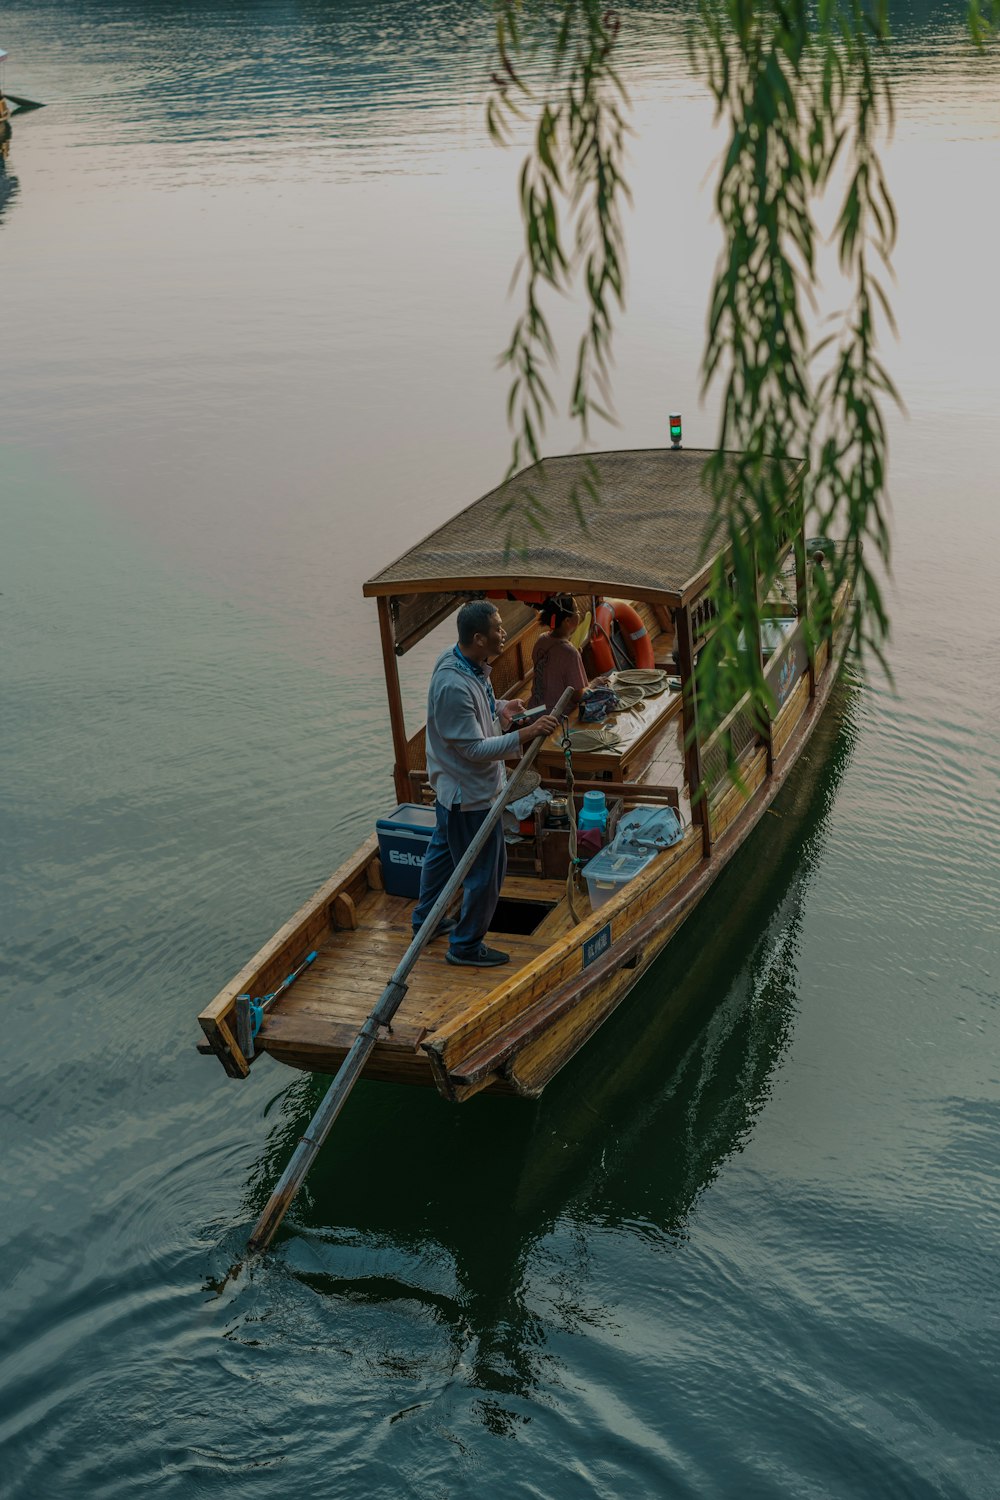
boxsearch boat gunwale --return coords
[196,833,380,1076]
[431,601,852,1096]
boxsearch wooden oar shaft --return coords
[247,688,573,1252]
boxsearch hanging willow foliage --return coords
[487,1,630,537]
[489,0,996,749]
[686,0,902,753]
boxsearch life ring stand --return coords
[590,599,656,675]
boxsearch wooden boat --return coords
[198,447,851,1104]
[0,48,44,121]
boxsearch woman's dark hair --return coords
[539,594,578,630]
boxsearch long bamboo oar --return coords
[247,686,573,1252]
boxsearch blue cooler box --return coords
[376,803,438,898]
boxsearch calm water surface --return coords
[2,3,999,1496]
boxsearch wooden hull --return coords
[198,608,851,1101]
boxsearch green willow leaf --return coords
[487,0,996,747]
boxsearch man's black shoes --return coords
[445,945,510,968]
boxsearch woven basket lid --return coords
[565,726,622,753]
[613,667,667,687]
[610,685,645,709]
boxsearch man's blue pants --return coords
[411,800,507,959]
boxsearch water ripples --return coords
[3,2,1000,1495]
[11,0,500,184]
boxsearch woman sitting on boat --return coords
[529,594,589,713]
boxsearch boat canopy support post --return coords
[247,687,575,1254]
[750,541,774,775]
[793,504,816,699]
[378,596,411,804]
[674,604,711,857]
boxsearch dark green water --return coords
[2,3,998,1495]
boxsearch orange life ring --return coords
[590,601,616,675]
[590,599,656,674]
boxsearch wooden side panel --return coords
[422,830,704,1076]
[256,1008,517,1092]
[257,1010,431,1083]
[507,898,699,1096]
[832,578,849,629]
[772,677,809,760]
[507,962,643,1096]
[709,749,767,842]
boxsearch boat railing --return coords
[701,688,763,798]
[762,617,811,706]
[701,613,819,797]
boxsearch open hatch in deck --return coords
[255,874,573,1086]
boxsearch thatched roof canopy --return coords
[364,448,801,606]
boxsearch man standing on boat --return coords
[411,600,558,968]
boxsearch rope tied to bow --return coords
[560,714,584,925]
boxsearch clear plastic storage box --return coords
[582,845,657,911]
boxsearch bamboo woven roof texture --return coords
[364,449,796,603]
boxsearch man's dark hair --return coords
[457,599,500,645]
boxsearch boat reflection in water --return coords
[0,59,21,212]
[0,154,18,217]
[216,685,859,1404]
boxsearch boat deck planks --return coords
[256,878,567,1062]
